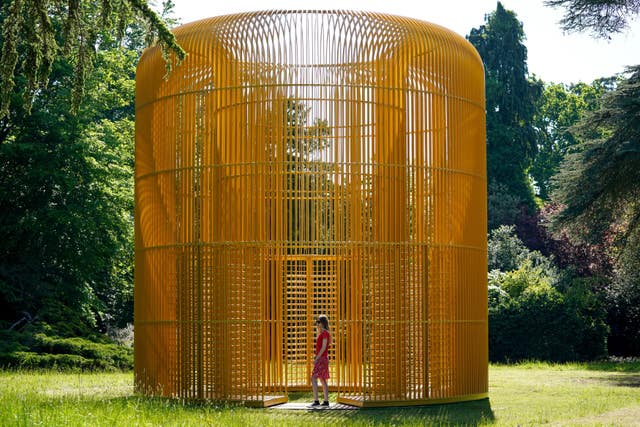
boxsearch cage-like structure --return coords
[135,10,487,407]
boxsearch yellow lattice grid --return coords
[135,10,487,407]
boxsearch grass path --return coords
[1,362,638,426]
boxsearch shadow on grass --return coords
[586,374,640,388]
[275,394,495,426]
[21,391,495,426]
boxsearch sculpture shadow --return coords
[282,395,495,426]
[581,360,640,388]
[586,374,640,388]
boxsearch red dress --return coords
[312,329,331,380]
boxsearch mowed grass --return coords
[1,362,639,426]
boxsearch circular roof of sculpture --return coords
[143,10,481,68]
[138,11,484,108]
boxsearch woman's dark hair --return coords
[316,314,330,330]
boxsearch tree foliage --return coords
[489,225,532,272]
[531,78,614,199]
[0,0,185,119]
[551,66,640,249]
[0,6,144,335]
[605,257,640,355]
[0,50,136,333]
[542,0,640,357]
[487,227,608,362]
[515,204,613,278]
[488,277,608,362]
[468,2,542,219]
[278,98,334,250]
[550,66,640,355]
[487,180,522,230]
[545,0,640,38]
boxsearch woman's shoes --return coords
[310,400,330,407]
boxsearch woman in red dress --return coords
[311,314,331,407]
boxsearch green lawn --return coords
[1,362,639,426]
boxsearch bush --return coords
[488,225,529,271]
[500,261,553,298]
[564,279,609,360]
[489,225,559,277]
[488,228,608,362]
[604,269,640,356]
[0,323,132,370]
[1,352,94,369]
[490,275,608,362]
[491,280,566,361]
[488,281,509,307]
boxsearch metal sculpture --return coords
[135,10,487,407]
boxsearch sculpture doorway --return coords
[282,256,339,390]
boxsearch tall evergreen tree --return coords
[468,2,542,227]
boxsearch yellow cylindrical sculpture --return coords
[135,10,487,407]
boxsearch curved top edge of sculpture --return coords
[136,10,485,111]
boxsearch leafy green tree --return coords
[488,224,558,279]
[488,225,530,272]
[551,66,640,355]
[545,0,640,37]
[545,0,640,359]
[0,2,150,334]
[531,78,614,199]
[0,47,136,334]
[0,0,184,119]
[468,2,542,224]
[551,67,640,254]
[497,260,556,299]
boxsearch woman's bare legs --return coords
[320,378,328,402]
[311,375,319,402]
